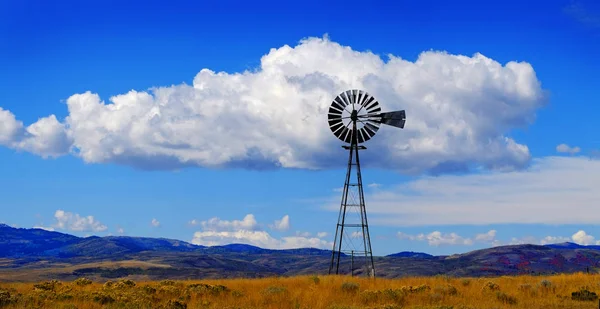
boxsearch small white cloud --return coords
[191,214,331,249]
[333,187,344,193]
[424,231,473,246]
[53,210,107,232]
[270,215,290,232]
[117,227,125,235]
[475,230,497,243]
[33,225,55,231]
[317,232,328,238]
[201,214,257,231]
[295,231,311,237]
[508,236,538,245]
[540,235,570,245]
[151,218,160,227]
[572,230,596,245]
[279,236,331,249]
[368,183,382,189]
[398,230,472,246]
[556,143,581,154]
[188,219,199,226]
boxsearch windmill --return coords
[327,89,406,278]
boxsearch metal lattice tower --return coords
[327,89,406,278]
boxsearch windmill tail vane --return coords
[326,89,406,278]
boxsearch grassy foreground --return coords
[1,273,600,308]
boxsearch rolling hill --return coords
[1,224,600,282]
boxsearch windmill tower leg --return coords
[354,142,376,278]
[329,124,375,277]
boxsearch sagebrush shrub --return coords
[33,280,61,291]
[496,291,517,305]
[187,283,228,296]
[0,289,13,306]
[263,286,287,296]
[341,282,360,293]
[482,281,500,292]
[142,285,156,294]
[310,275,320,285]
[401,284,430,294]
[434,284,458,296]
[359,290,381,304]
[115,279,136,288]
[160,280,176,286]
[572,287,598,301]
[74,277,92,286]
[518,283,532,291]
[382,288,405,303]
[92,291,115,305]
[164,299,187,309]
[231,290,244,298]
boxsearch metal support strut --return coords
[329,118,375,278]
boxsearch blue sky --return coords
[1,0,600,256]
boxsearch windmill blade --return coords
[378,110,406,129]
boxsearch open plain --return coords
[2,273,600,308]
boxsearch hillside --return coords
[1,224,600,281]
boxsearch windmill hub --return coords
[327,89,406,278]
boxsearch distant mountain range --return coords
[0,224,330,258]
[2,224,600,282]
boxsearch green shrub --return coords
[74,278,92,286]
[572,287,598,301]
[115,279,136,288]
[539,279,552,288]
[496,291,517,305]
[33,280,61,291]
[359,290,381,304]
[482,281,500,292]
[310,275,320,285]
[341,282,360,293]
[92,292,115,305]
[382,288,405,303]
[518,283,532,291]
[231,290,244,298]
[434,284,458,296]
[56,293,74,301]
[0,290,14,306]
[263,286,287,296]
[187,283,228,296]
[401,284,431,293]
[160,280,177,286]
[535,279,555,294]
[143,285,157,294]
[164,299,187,309]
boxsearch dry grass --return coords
[1,273,600,308]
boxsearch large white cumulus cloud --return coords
[0,108,70,158]
[0,37,546,173]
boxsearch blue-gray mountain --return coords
[1,224,599,282]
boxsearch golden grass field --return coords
[2,273,600,308]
